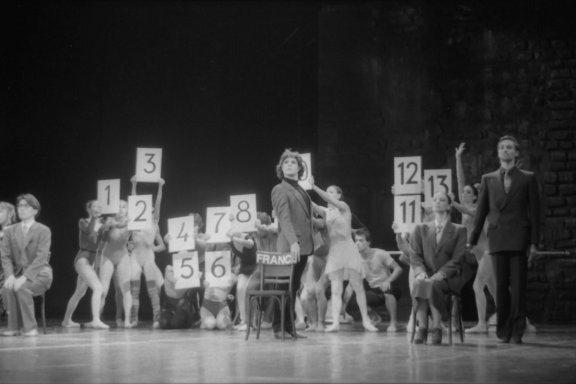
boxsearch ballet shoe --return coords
[324,323,340,333]
[62,321,81,328]
[363,321,378,332]
[86,321,110,329]
[465,324,488,334]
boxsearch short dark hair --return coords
[353,227,371,243]
[498,135,520,151]
[188,212,204,230]
[275,149,306,180]
[257,211,272,226]
[16,193,41,217]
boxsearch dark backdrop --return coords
[2,1,320,318]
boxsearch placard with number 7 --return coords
[205,250,232,287]
[230,194,257,233]
[205,207,232,243]
[127,195,153,230]
[97,179,120,214]
[423,169,452,207]
[173,251,200,289]
[167,216,196,253]
[136,147,162,183]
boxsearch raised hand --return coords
[455,142,466,157]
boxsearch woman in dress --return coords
[309,177,377,333]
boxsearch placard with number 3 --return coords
[136,148,163,183]
[173,251,200,289]
[167,216,196,253]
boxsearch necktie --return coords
[436,224,443,244]
[22,224,29,236]
[504,170,512,194]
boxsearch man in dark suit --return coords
[270,149,316,339]
[469,135,540,344]
[410,192,467,345]
[1,194,53,336]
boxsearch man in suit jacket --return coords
[410,191,467,345]
[270,149,316,339]
[1,194,53,336]
[469,135,540,344]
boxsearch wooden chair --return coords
[245,251,296,341]
[34,292,47,334]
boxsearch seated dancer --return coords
[0,201,17,320]
[128,176,166,328]
[200,274,237,330]
[410,191,467,345]
[159,265,199,329]
[62,200,109,329]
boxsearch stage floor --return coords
[1,320,575,383]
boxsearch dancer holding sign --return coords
[62,201,109,329]
[128,176,166,328]
[308,178,377,333]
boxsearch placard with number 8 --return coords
[172,251,200,289]
[205,250,232,287]
[205,207,232,243]
[167,216,196,253]
[229,194,257,233]
[136,147,163,183]
[127,195,153,230]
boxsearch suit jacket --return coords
[271,180,315,255]
[469,167,540,253]
[1,221,52,281]
[409,221,466,280]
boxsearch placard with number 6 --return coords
[97,179,120,214]
[298,152,312,190]
[173,251,200,289]
[423,169,452,207]
[128,195,153,230]
[167,216,196,253]
[136,147,163,182]
[205,206,232,243]
[394,156,422,195]
[393,194,421,234]
[230,194,257,232]
[205,250,232,287]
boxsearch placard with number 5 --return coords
[205,250,232,287]
[393,195,421,233]
[167,216,196,253]
[128,195,153,230]
[394,156,422,195]
[423,169,452,207]
[136,148,163,182]
[205,207,232,243]
[230,194,257,232]
[173,251,200,289]
[97,179,120,214]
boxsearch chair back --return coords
[255,251,296,292]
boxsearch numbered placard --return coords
[298,152,312,190]
[172,251,200,289]
[394,195,421,234]
[205,250,232,287]
[127,195,153,230]
[167,216,196,253]
[97,179,120,214]
[394,156,422,195]
[230,194,257,232]
[205,206,232,243]
[423,169,452,206]
[136,148,163,182]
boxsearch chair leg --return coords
[280,296,285,341]
[256,298,262,340]
[458,296,465,343]
[245,296,253,341]
[410,301,418,344]
[42,293,47,335]
[448,295,453,345]
[288,295,296,340]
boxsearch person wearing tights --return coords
[62,201,109,329]
[0,202,16,320]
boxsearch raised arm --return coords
[153,178,165,224]
[131,175,138,196]
[309,176,348,212]
[152,224,166,253]
[455,142,466,202]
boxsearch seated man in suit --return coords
[410,191,466,345]
[1,194,53,337]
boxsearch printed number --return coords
[236,200,251,223]
[398,161,418,185]
[104,185,111,205]
[214,212,226,232]
[134,200,147,222]
[301,161,309,181]
[427,175,450,197]
[144,153,156,174]
[177,222,189,242]
[180,257,194,279]
[400,200,416,223]
[211,256,226,278]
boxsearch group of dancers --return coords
[1,135,540,345]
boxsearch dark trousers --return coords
[493,251,527,340]
[272,254,309,333]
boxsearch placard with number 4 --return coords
[167,216,196,253]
